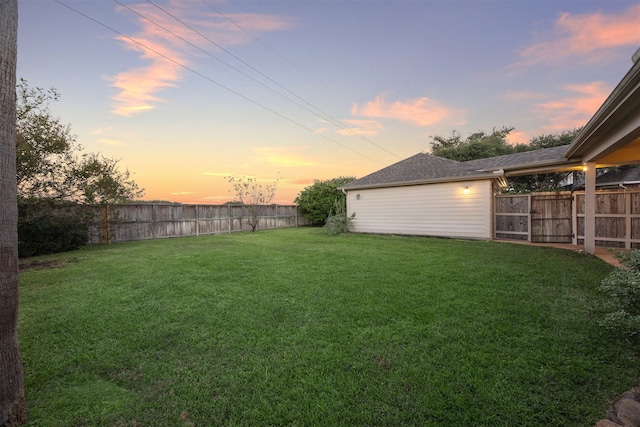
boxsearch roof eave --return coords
[500,159,583,176]
[340,173,497,191]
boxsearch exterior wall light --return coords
[463,186,470,194]
[356,194,360,200]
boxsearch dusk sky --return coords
[17,0,640,204]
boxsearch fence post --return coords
[527,194,532,242]
[626,191,632,249]
[152,204,157,239]
[101,205,110,244]
[196,205,200,237]
[571,193,578,245]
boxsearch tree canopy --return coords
[429,127,518,162]
[16,79,143,204]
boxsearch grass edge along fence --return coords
[92,204,311,244]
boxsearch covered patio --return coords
[503,48,640,254]
[564,49,640,254]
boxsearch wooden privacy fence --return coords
[495,190,640,248]
[575,191,640,248]
[89,204,310,244]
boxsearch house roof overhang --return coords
[341,172,498,191]
[483,158,583,177]
[564,51,640,167]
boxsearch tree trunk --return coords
[0,0,26,425]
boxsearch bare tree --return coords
[0,0,26,425]
[226,176,279,232]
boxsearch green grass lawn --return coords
[18,228,639,426]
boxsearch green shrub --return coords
[599,249,640,339]
[323,199,355,235]
[18,198,93,257]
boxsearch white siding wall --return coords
[346,180,493,239]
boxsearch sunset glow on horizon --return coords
[18,1,640,204]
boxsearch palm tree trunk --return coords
[0,0,26,425]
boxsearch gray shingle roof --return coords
[342,145,572,190]
[464,145,570,170]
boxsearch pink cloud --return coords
[109,1,294,116]
[352,96,453,127]
[505,130,529,146]
[515,4,640,67]
[534,81,610,131]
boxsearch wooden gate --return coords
[495,192,573,243]
[530,193,572,243]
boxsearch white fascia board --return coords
[340,174,495,191]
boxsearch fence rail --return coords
[89,204,310,244]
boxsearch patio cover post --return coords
[584,161,597,254]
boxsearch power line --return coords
[201,0,400,156]
[54,0,385,165]
[204,1,403,159]
[202,0,323,86]
[114,0,340,130]
[146,0,400,159]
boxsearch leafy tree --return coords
[528,129,581,150]
[295,176,355,226]
[226,176,279,232]
[0,1,27,424]
[71,153,143,204]
[429,127,517,162]
[16,79,143,204]
[16,81,74,199]
[15,80,143,256]
[508,128,582,193]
